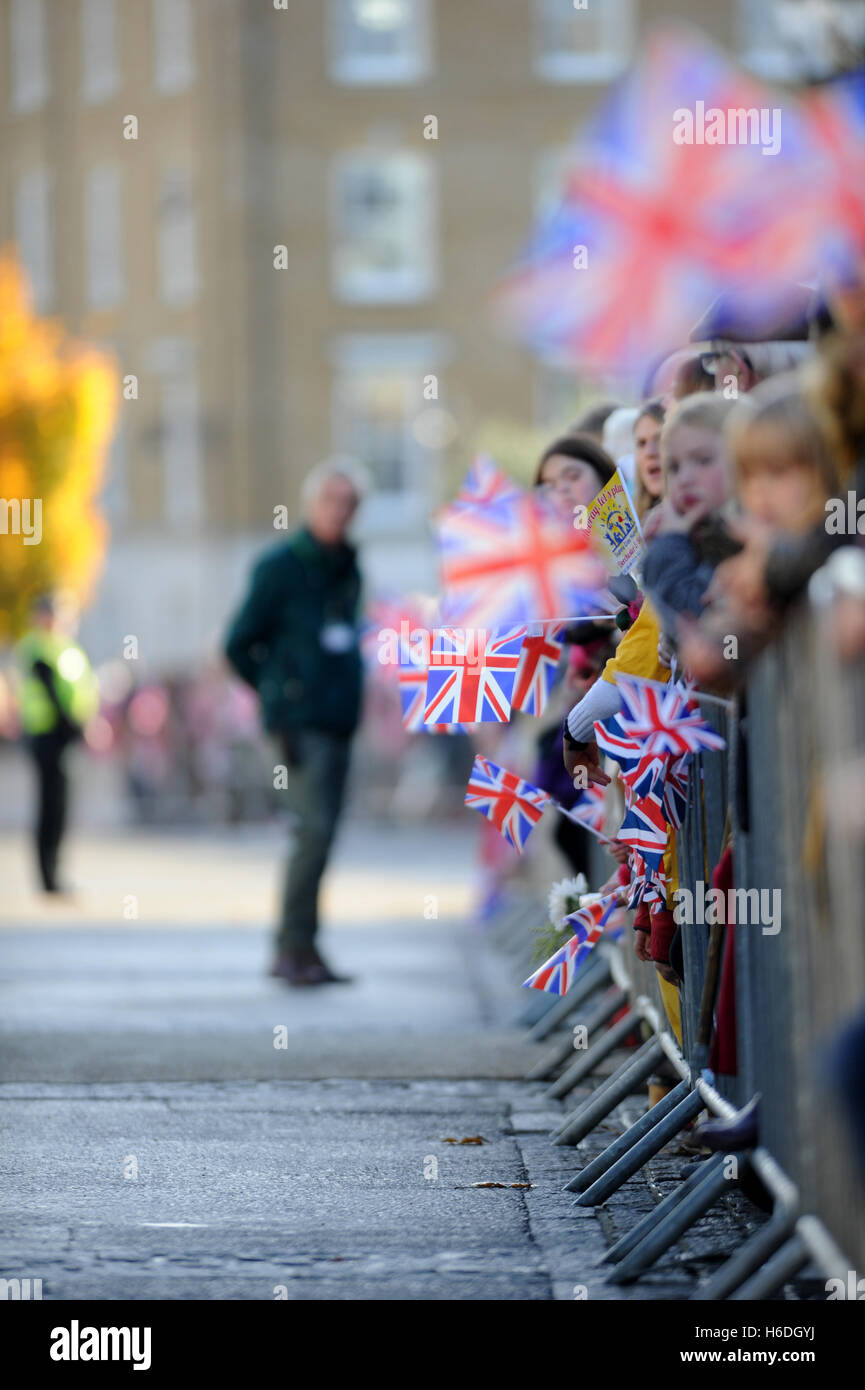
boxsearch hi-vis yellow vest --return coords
[16,629,99,736]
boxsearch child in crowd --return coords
[642,393,740,645]
[631,398,666,520]
[679,373,843,685]
[534,432,616,519]
[561,399,686,1031]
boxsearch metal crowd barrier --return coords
[523,589,865,1298]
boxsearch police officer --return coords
[16,595,98,893]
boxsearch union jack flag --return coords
[454,455,522,509]
[617,676,726,758]
[662,753,691,829]
[523,893,618,994]
[568,782,606,835]
[398,651,463,736]
[495,30,821,373]
[617,788,668,869]
[628,850,667,910]
[594,712,642,771]
[436,489,607,630]
[621,751,670,800]
[424,626,526,725]
[567,892,619,937]
[511,622,566,716]
[398,663,426,732]
[464,755,551,853]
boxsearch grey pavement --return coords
[0,822,790,1300]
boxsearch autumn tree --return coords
[0,256,117,642]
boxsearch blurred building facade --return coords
[0,0,803,669]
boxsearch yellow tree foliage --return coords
[0,255,117,642]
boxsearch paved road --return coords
[0,821,538,1083]
[0,822,787,1300]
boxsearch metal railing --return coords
[523,585,865,1296]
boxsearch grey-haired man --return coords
[225,462,367,985]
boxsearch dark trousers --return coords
[30,733,69,892]
[276,728,352,953]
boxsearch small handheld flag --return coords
[464,756,551,854]
[523,893,619,995]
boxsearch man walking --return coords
[224,461,366,985]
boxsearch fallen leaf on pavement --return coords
[470,1181,533,1189]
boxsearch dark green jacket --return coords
[224,528,363,736]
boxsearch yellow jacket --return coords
[600,598,670,687]
[600,598,679,916]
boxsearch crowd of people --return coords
[513,276,865,1170]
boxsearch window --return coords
[331,151,437,303]
[85,165,124,308]
[331,333,450,524]
[10,0,48,114]
[534,0,634,83]
[14,168,53,310]
[153,0,195,93]
[81,0,120,103]
[157,169,198,306]
[329,0,431,84]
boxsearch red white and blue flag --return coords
[628,850,667,910]
[436,489,608,629]
[398,663,463,736]
[662,753,691,829]
[511,622,566,716]
[424,626,527,725]
[397,663,427,733]
[617,787,668,870]
[567,782,606,836]
[616,676,726,758]
[593,713,643,770]
[523,893,618,994]
[454,455,522,509]
[464,755,551,853]
[495,29,824,374]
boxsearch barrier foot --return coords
[730,1232,811,1301]
[602,1152,727,1264]
[553,1036,663,1146]
[564,1078,692,1193]
[607,1153,736,1283]
[546,1006,641,1101]
[525,985,627,1082]
[691,1208,798,1301]
[526,956,610,1043]
[574,1088,705,1207]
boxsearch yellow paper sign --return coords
[586,469,644,575]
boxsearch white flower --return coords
[547,874,589,926]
